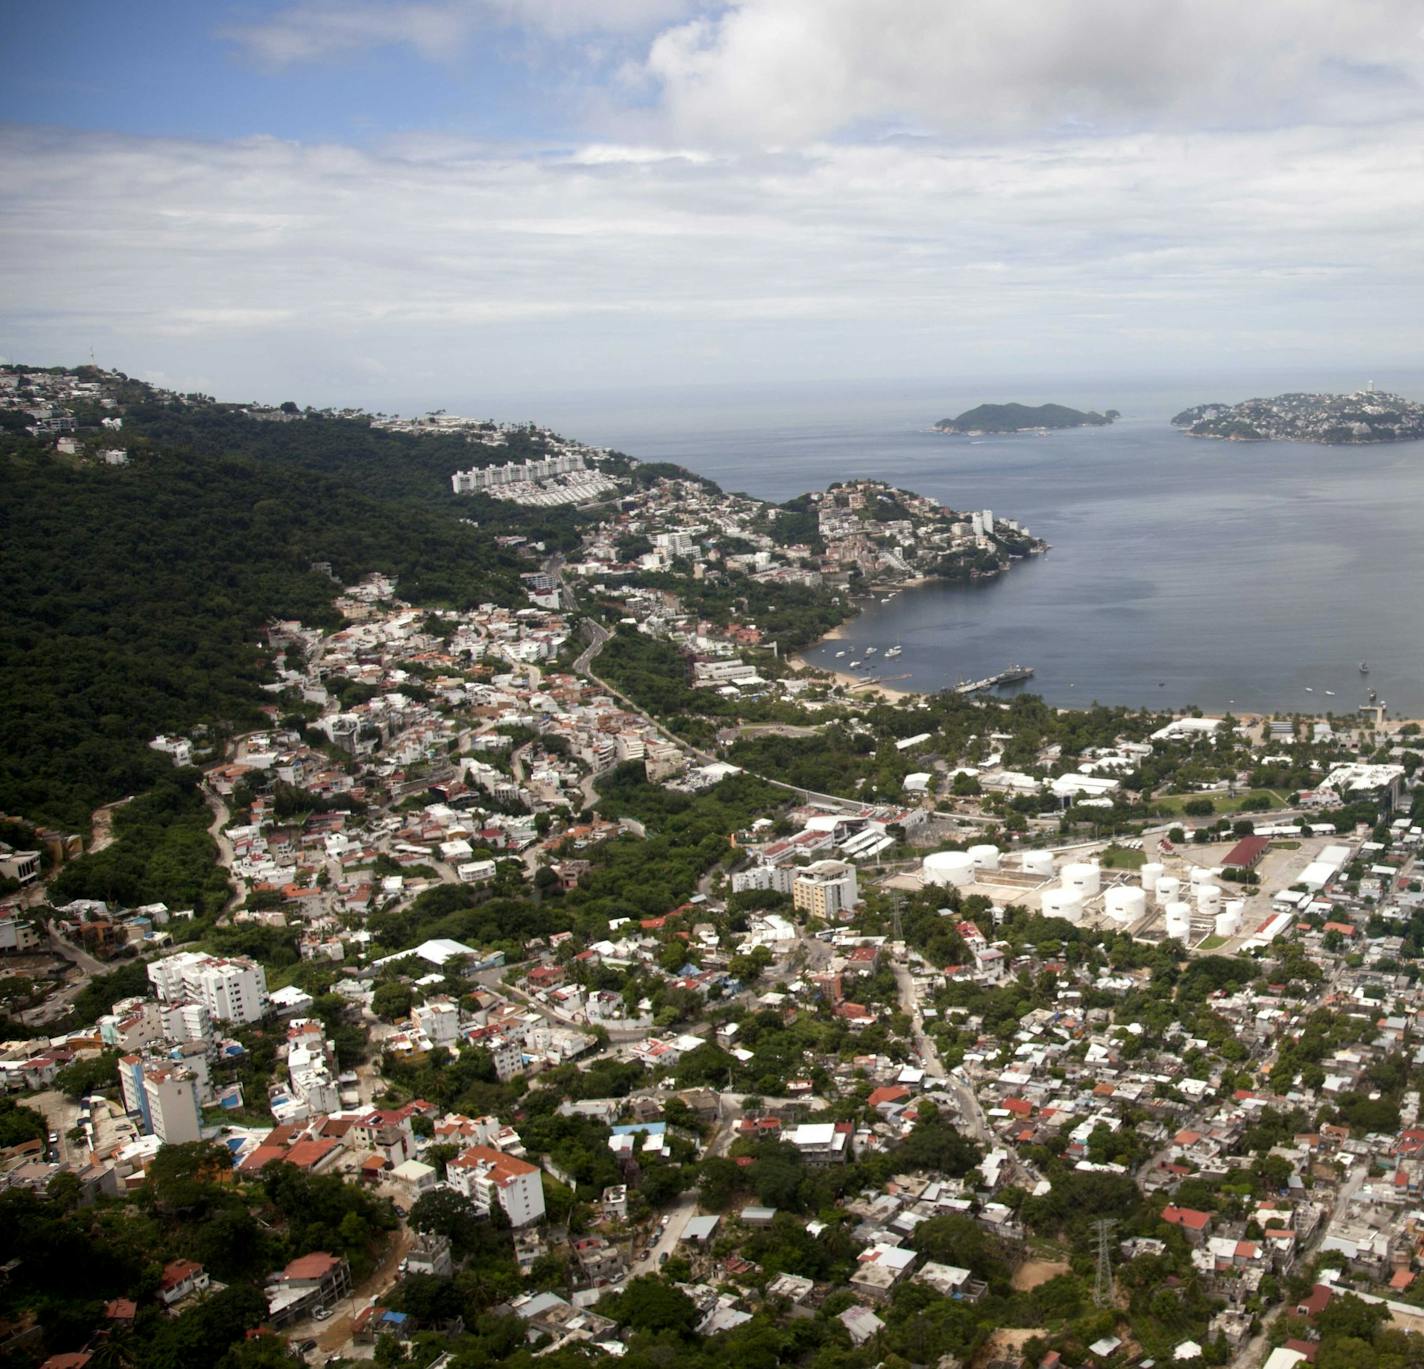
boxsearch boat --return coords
[1305,687,1313,693]
[1325,690,1335,696]
[885,645,902,658]
[865,646,877,655]
[849,660,862,669]
[1360,661,1370,674]
[835,650,845,658]
[1368,688,1378,702]
[994,665,1035,685]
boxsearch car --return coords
[297,1340,317,1354]
[312,1308,332,1322]
[393,1204,407,1217]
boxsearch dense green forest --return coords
[46,771,231,915]
[0,397,570,831]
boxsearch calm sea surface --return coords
[499,379,1424,715]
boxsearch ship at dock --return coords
[952,665,1035,695]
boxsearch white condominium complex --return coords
[148,951,270,1024]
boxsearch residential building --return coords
[147,951,269,1024]
[793,860,860,919]
[142,1065,203,1145]
[447,1145,545,1226]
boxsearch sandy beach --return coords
[788,651,922,703]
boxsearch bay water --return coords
[508,376,1424,715]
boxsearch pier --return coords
[953,665,1035,696]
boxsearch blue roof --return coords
[611,1122,667,1137]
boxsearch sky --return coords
[3,1,1424,412]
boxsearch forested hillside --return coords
[0,388,578,831]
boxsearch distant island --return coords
[935,402,1119,435]
[1172,390,1424,444]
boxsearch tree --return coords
[372,981,415,1021]
[0,1096,47,1147]
[605,1275,698,1334]
[1316,1292,1387,1343]
[910,1214,1007,1287]
[216,1334,305,1367]
[409,1187,486,1256]
[146,1140,234,1215]
[54,1050,121,1099]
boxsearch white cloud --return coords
[643,0,1424,143]
[2,119,1421,403]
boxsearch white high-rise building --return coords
[142,1065,203,1145]
[413,997,460,1046]
[148,952,269,1025]
[730,865,797,896]
[447,1145,545,1226]
[163,1000,214,1045]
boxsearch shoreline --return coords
[788,651,921,703]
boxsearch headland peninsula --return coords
[1173,389,1424,444]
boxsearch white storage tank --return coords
[1062,861,1101,896]
[1214,907,1243,938]
[1042,887,1083,923]
[1140,862,1165,894]
[968,844,1001,871]
[1154,875,1181,907]
[1105,885,1146,926]
[923,850,976,888]
[1021,850,1055,877]
[1164,901,1193,942]
[1195,883,1222,910]
[1189,865,1220,886]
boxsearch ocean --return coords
[489,374,1424,716]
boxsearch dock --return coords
[953,665,1035,696]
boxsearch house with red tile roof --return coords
[868,1085,911,1110]
[158,1258,208,1306]
[1161,1206,1213,1245]
[447,1145,545,1226]
[265,1251,353,1327]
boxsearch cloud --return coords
[224,0,698,66]
[642,0,1424,143]
[2,119,1421,403]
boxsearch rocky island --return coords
[935,401,1118,434]
[1173,389,1424,444]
